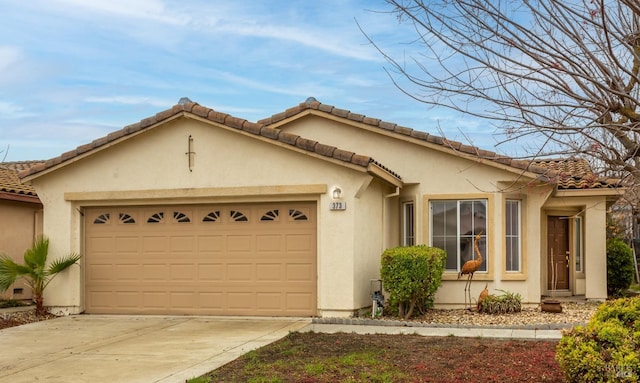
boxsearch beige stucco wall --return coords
[0,200,42,301]
[28,111,614,315]
[28,116,392,315]
[543,194,609,300]
[279,114,612,307]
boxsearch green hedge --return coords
[556,296,640,382]
[607,238,635,297]
[380,245,446,319]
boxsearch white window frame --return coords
[429,199,487,273]
[505,199,522,272]
[402,201,415,246]
[574,216,583,273]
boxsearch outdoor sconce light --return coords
[332,186,342,200]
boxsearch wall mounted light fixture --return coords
[332,186,342,200]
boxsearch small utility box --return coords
[370,279,384,318]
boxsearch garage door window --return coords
[173,212,190,223]
[261,209,279,221]
[230,210,248,222]
[94,213,110,224]
[147,212,164,223]
[119,213,135,224]
[289,209,308,221]
[203,211,221,222]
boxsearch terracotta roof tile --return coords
[534,159,618,189]
[0,161,44,197]
[19,100,402,184]
[25,98,617,190]
[256,98,621,190]
[296,137,317,152]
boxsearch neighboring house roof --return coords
[19,100,402,187]
[258,98,621,191]
[0,161,43,203]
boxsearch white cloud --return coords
[0,101,36,119]
[51,0,188,25]
[0,46,21,72]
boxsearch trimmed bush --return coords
[478,290,522,314]
[556,296,640,382]
[607,238,635,297]
[380,245,446,320]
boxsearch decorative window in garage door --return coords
[289,209,309,221]
[173,211,191,223]
[93,213,110,224]
[147,212,164,223]
[230,210,248,222]
[119,213,136,224]
[260,209,279,221]
[202,211,221,222]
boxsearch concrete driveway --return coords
[0,315,310,383]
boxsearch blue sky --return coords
[0,0,501,161]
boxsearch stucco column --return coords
[584,202,607,300]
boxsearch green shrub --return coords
[478,290,522,314]
[380,245,446,319]
[607,238,635,297]
[556,296,640,382]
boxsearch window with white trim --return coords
[402,201,415,246]
[430,199,487,272]
[505,200,521,272]
[574,216,583,273]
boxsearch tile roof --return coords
[534,159,619,189]
[18,98,620,191]
[19,102,402,183]
[258,98,621,190]
[0,161,43,197]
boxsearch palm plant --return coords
[0,236,81,316]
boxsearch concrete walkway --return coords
[303,317,576,339]
[302,322,564,339]
[0,315,310,383]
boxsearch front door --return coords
[547,216,570,290]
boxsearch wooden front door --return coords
[547,216,570,290]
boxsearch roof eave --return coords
[0,191,42,205]
[554,187,626,199]
[266,108,546,181]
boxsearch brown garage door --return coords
[84,203,316,316]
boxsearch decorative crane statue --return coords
[477,283,489,312]
[458,231,484,310]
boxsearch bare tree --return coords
[365,1,640,193]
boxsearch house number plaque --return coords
[330,201,347,211]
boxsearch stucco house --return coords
[19,98,621,317]
[0,161,43,301]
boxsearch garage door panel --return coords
[286,234,314,251]
[142,264,168,280]
[116,236,140,253]
[256,263,282,281]
[227,235,253,252]
[227,264,253,281]
[198,263,225,280]
[198,235,224,252]
[115,264,140,281]
[85,203,316,316]
[286,263,314,281]
[116,292,140,308]
[88,264,113,281]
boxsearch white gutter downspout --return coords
[382,186,401,250]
